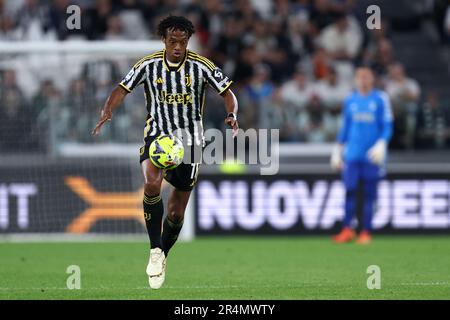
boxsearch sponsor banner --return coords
[0,162,147,233]
[2,161,450,235]
[195,173,450,234]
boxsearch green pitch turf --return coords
[1,236,449,299]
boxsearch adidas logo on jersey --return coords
[156,77,164,84]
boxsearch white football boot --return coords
[146,248,166,289]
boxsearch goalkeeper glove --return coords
[330,143,344,171]
[367,140,386,165]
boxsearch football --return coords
[149,134,184,170]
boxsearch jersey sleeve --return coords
[378,91,393,142]
[337,98,351,144]
[204,63,233,95]
[119,61,148,93]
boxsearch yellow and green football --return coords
[149,135,184,170]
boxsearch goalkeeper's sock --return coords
[161,217,184,256]
[143,193,164,249]
[343,189,356,228]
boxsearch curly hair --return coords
[157,15,195,38]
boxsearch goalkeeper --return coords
[330,67,393,244]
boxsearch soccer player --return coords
[92,16,239,289]
[330,67,393,244]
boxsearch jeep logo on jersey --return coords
[157,91,192,105]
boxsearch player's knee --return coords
[167,209,184,224]
[364,188,377,200]
[143,180,161,195]
[364,180,378,199]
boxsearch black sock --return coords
[162,217,184,256]
[143,193,163,249]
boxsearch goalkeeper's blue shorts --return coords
[342,161,384,190]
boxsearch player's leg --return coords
[141,158,164,249]
[333,161,360,243]
[162,162,199,256]
[141,157,166,289]
[357,162,381,244]
[161,189,191,256]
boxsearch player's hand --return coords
[225,112,239,138]
[367,140,386,165]
[92,108,112,136]
[330,143,344,171]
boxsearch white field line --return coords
[0,282,449,292]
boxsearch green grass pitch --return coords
[1,236,449,299]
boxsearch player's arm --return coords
[367,92,393,165]
[202,58,239,137]
[331,100,350,171]
[92,60,147,135]
[92,86,128,135]
[222,88,239,138]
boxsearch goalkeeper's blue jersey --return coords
[337,89,393,162]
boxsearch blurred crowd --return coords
[1,0,450,153]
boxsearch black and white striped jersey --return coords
[119,49,233,146]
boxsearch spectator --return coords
[0,14,21,40]
[384,62,421,149]
[233,44,260,87]
[15,0,53,40]
[280,68,314,112]
[2,0,444,149]
[280,68,315,140]
[203,0,224,42]
[0,90,36,152]
[86,0,114,40]
[301,95,329,142]
[141,0,162,36]
[240,64,275,129]
[287,11,311,59]
[212,15,244,70]
[233,0,261,32]
[33,79,61,117]
[309,0,338,35]
[242,17,274,59]
[265,18,295,83]
[416,91,450,149]
[313,67,349,137]
[313,67,349,111]
[117,0,149,40]
[316,13,363,61]
[268,89,299,142]
[32,79,67,150]
[444,4,450,42]
[370,38,394,77]
[65,78,91,142]
[1,70,26,109]
[103,14,126,40]
[362,18,391,66]
[311,47,332,80]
